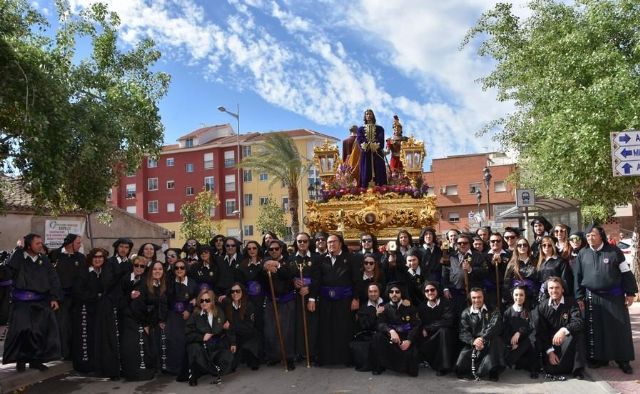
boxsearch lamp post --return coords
[476,189,482,225]
[483,166,492,221]
[218,104,243,243]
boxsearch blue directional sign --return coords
[611,130,640,177]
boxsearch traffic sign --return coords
[611,130,640,177]
[516,189,535,207]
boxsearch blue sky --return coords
[37,0,531,163]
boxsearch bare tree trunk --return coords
[633,185,640,301]
[289,186,300,235]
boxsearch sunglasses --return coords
[361,238,373,242]
[230,289,242,294]
[504,235,515,240]
[167,254,177,258]
[457,241,469,245]
[554,229,566,233]
[297,239,309,244]
[199,298,211,304]
[363,261,376,266]
[133,264,146,268]
[517,244,528,247]
[541,244,553,247]
[315,238,326,242]
[215,239,224,243]
[424,288,437,293]
[247,246,258,250]
[93,255,105,258]
[490,240,501,243]
[389,289,401,294]
[269,247,281,252]
[175,266,186,270]
[187,242,197,246]
[225,244,236,248]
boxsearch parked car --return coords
[617,238,636,271]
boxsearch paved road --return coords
[25,365,615,394]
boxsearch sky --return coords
[36,0,532,164]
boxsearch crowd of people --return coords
[0,217,636,386]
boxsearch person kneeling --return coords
[371,282,421,377]
[455,287,505,381]
[416,281,455,376]
[503,286,538,378]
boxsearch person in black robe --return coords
[237,241,265,343]
[574,225,637,374]
[108,237,134,278]
[567,231,587,269]
[400,249,426,306]
[503,238,539,309]
[350,282,384,372]
[0,250,13,325]
[417,227,443,284]
[354,253,385,305]
[163,248,182,281]
[138,243,161,267]
[536,276,585,379]
[530,216,553,260]
[224,283,261,370]
[502,286,538,378]
[395,230,413,267]
[370,282,421,376]
[536,236,573,301]
[119,256,155,381]
[455,287,505,381]
[188,246,219,293]
[2,234,62,372]
[357,233,384,262]
[317,234,360,366]
[166,260,198,381]
[50,232,85,360]
[209,234,226,257]
[185,289,233,386]
[416,281,455,376]
[485,233,511,311]
[215,237,242,300]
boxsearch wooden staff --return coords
[463,255,470,300]
[493,253,501,309]
[266,269,288,371]
[298,263,311,368]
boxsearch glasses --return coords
[457,241,469,245]
[225,244,236,248]
[269,247,281,252]
[93,255,104,258]
[569,237,581,242]
[167,254,177,258]
[504,235,515,240]
[517,244,528,248]
[175,266,186,270]
[541,244,553,248]
[133,264,146,269]
[364,261,376,266]
[315,238,326,242]
[187,242,197,246]
[424,288,437,293]
[361,238,373,243]
[297,239,309,244]
[199,298,211,304]
[389,289,401,294]
[490,240,501,244]
[230,289,242,294]
[247,246,258,250]
[554,229,567,233]
[215,239,224,243]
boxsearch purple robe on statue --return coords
[357,124,388,187]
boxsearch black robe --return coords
[417,244,444,284]
[503,259,539,309]
[185,307,233,378]
[132,284,169,373]
[225,299,261,369]
[188,261,219,293]
[456,305,505,377]
[485,251,510,311]
[502,305,537,372]
[215,254,241,296]
[289,252,320,361]
[350,300,383,371]
[537,256,573,300]
[536,297,585,374]
[442,251,487,324]
[165,277,198,376]
[574,244,637,362]
[261,257,295,362]
[119,275,154,381]
[237,261,265,338]
[416,298,455,372]
[399,266,427,306]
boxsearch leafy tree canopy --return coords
[256,196,287,240]
[179,190,220,244]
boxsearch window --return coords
[225,174,236,192]
[426,186,435,196]
[166,180,175,189]
[244,194,253,206]
[148,200,158,213]
[186,186,194,196]
[469,183,481,194]
[185,163,194,173]
[209,206,216,217]
[106,189,112,201]
[307,166,319,189]
[448,212,460,223]
[204,176,215,191]
[126,206,136,214]
[126,184,136,199]
[242,145,252,157]
[147,158,158,168]
[203,153,214,169]
[166,158,174,167]
[225,199,237,215]
[167,202,175,213]
[243,169,252,182]
[282,197,289,211]
[147,177,158,191]
[259,196,269,206]
[185,138,194,148]
[244,225,254,236]
[224,150,235,168]
[444,185,458,196]
[494,181,507,192]
[259,172,268,181]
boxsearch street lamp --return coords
[475,189,482,224]
[218,104,243,243]
[483,166,492,221]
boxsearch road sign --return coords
[516,189,535,207]
[611,130,640,177]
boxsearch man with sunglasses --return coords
[417,227,443,283]
[485,233,511,312]
[359,233,383,261]
[182,239,201,266]
[371,282,421,376]
[215,237,242,300]
[313,232,329,255]
[502,228,519,253]
[416,282,455,376]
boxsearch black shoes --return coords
[211,375,222,385]
[488,371,499,381]
[588,359,608,369]
[573,368,585,380]
[16,362,26,372]
[618,361,633,374]
[286,359,296,371]
[30,362,48,371]
[188,374,198,386]
[436,370,448,376]
[529,370,539,379]
[372,368,384,375]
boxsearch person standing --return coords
[574,225,637,374]
[356,109,387,187]
[2,233,62,372]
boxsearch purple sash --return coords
[483,278,496,290]
[267,291,295,304]
[0,279,13,287]
[588,287,624,297]
[302,277,312,286]
[321,286,353,301]
[198,283,211,292]
[12,289,45,302]
[172,301,187,313]
[246,281,264,296]
[391,323,412,333]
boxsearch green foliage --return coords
[464,0,640,208]
[238,133,308,234]
[581,204,615,225]
[0,0,169,212]
[179,190,220,244]
[256,196,287,239]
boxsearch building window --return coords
[204,152,214,169]
[244,225,254,236]
[225,199,237,215]
[224,150,235,168]
[259,196,269,206]
[243,169,252,182]
[167,180,175,189]
[426,186,435,196]
[225,174,236,192]
[442,185,458,196]
[167,202,175,213]
[259,172,268,181]
[126,206,136,214]
[185,138,194,148]
[307,166,319,189]
[244,194,253,206]
[494,181,507,192]
[185,163,194,173]
[204,176,215,191]
[242,145,251,157]
[147,158,158,168]
[186,186,194,196]
[166,158,175,167]
[148,200,158,213]
[106,189,112,201]
[126,184,136,199]
[282,197,289,211]
[448,212,460,223]
[147,177,158,191]
[469,183,481,194]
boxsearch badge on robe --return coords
[561,313,568,323]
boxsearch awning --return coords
[498,198,580,219]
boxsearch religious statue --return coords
[356,109,388,187]
[385,115,408,177]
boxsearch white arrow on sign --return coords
[613,131,640,146]
[613,145,640,161]
[614,160,640,176]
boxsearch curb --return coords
[0,361,72,394]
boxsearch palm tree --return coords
[238,132,308,236]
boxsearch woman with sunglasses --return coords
[166,259,198,381]
[238,241,265,339]
[164,248,182,275]
[224,283,261,371]
[567,231,587,268]
[416,281,455,376]
[185,289,233,386]
[536,236,573,300]
[553,224,572,261]
[188,246,219,294]
[355,253,385,305]
[504,238,539,309]
[216,237,242,300]
[209,235,226,257]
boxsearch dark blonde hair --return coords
[196,289,218,317]
[505,237,531,281]
[146,261,166,296]
[537,236,558,269]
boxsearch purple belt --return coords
[0,279,13,287]
[391,323,412,333]
[198,283,211,292]
[588,287,624,297]
[512,279,535,292]
[172,301,187,313]
[302,277,312,286]
[12,289,45,302]
[267,291,295,304]
[246,281,264,296]
[321,286,353,301]
[483,279,497,290]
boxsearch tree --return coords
[0,0,169,212]
[464,0,640,289]
[179,190,220,244]
[238,132,308,235]
[256,196,287,240]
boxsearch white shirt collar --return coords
[409,266,421,276]
[427,298,440,309]
[297,251,311,258]
[23,252,38,263]
[130,272,140,281]
[591,242,604,252]
[232,301,241,310]
[175,276,188,285]
[117,255,128,263]
[470,304,488,314]
[225,253,237,262]
[363,272,374,280]
[548,296,565,309]
[512,304,523,312]
[367,298,384,307]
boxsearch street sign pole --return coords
[611,130,640,177]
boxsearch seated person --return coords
[455,287,505,381]
[502,286,538,378]
[536,276,585,380]
[416,281,455,376]
[371,282,421,377]
[350,283,384,372]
